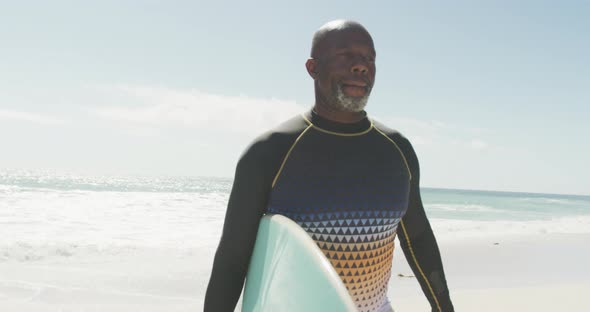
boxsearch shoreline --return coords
[0,233,588,311]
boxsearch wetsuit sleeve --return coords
[204,141,275,312]
[396,139,454,312]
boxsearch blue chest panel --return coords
[266,127,411,312]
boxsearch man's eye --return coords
[333,52,374,64]
[336,52,353,60]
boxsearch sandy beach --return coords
[1,233,588,311]
[390,233,590,311]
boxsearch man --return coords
[205,20,454,312]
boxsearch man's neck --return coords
[313,103,365,124]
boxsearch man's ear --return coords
[305,58,318,79]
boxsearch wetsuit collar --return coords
[306,110,372,134]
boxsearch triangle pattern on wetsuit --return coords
[265,120,410,312]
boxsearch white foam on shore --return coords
[431,215,590,241]
[428,203,499,213]
[0,189,227,249]
[2,186,589,257]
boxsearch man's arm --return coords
[396,138,454,312]
[204,141,275,311]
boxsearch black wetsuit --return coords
[205,111,454,312]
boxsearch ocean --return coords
[1,168,589,260]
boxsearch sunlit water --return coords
[1,169,589,262]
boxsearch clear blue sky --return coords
[1,1,588,195]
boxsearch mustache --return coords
[338,80,373,92]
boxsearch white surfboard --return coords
[242,214,357,312]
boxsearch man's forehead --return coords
[321,30,375,52]
[310,20,375,57]
[333,31,373,46]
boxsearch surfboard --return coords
[242,214,357,312]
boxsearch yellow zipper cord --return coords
[271,124,314,188]
[301,114,374,137]
[400,220,442,312]
[373,126,412,181]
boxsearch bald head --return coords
[305,19,376,116]
[311,20,374,58]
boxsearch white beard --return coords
[333,84,369,112]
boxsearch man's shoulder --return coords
[239,113,309,161]
[261,114,309,140]
[371,118,410,146]
[370,117,419,166]
[251,114,309,147]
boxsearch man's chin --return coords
[335,98,368,113]
[330,85,370,112]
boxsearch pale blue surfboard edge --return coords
[242,214,357,312]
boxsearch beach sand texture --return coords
[0,234,588,311]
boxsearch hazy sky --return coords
[1,1,588,195]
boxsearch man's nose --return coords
[351,62,369,75]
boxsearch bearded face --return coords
[331,83,371,112]
[309,29,376,114]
